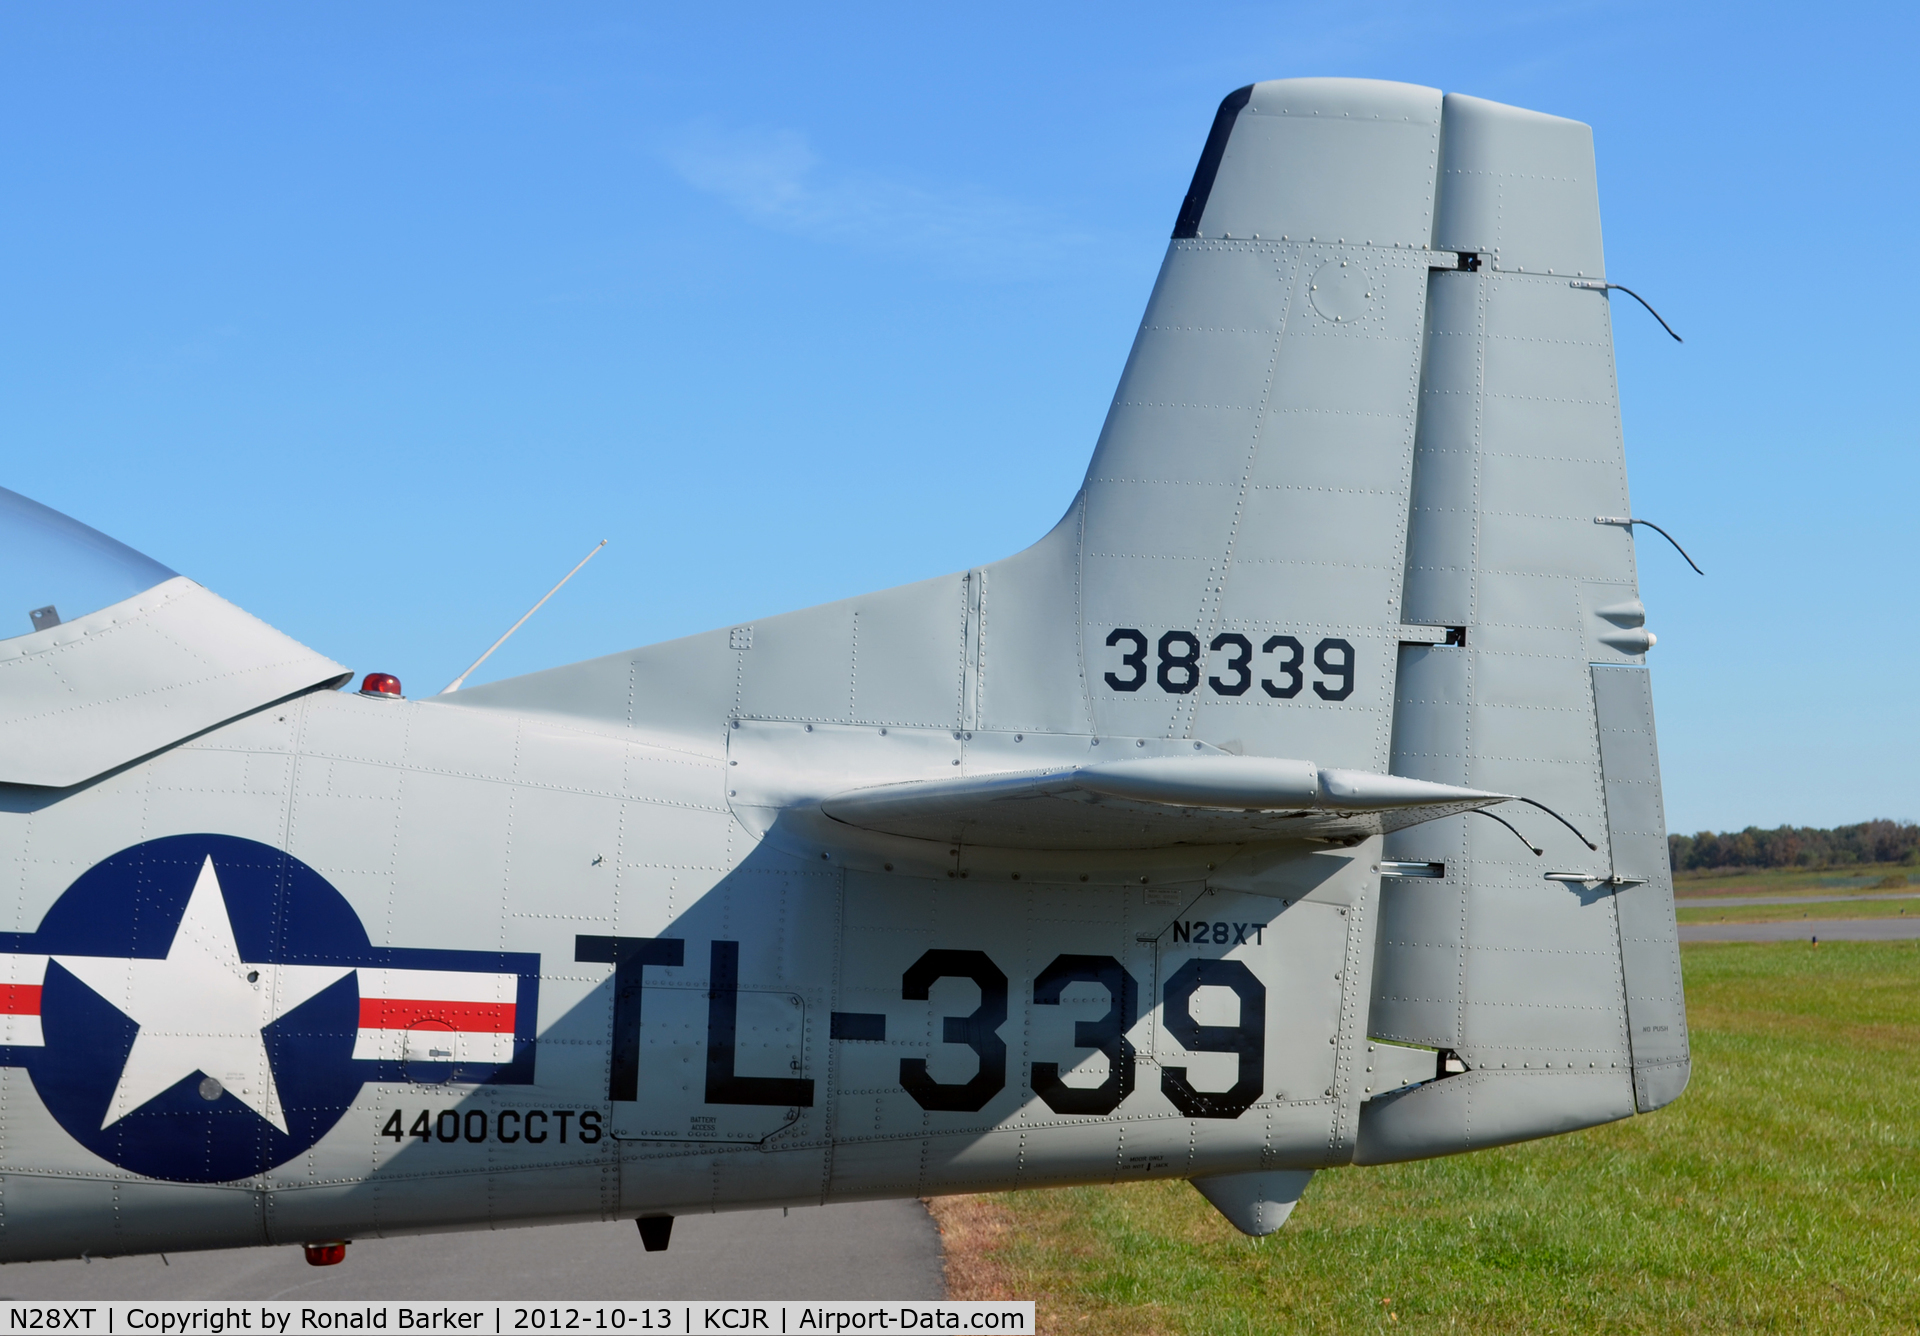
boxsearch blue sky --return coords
[2,3,1913,834]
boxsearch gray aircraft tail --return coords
[455,78,1687,1158]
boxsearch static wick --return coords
[1512,796,1600,851]
[1594,517,1705,576]
[439,540,608,695]
[1473,808,1543,857]
[1569,279,1682,342]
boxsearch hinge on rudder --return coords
[961,568,984,731]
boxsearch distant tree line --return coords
[1668,821,1920,872]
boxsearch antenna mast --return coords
[438,539,607,695]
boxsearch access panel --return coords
[1151,887,1348,1113]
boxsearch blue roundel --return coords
[1,835,540,1185]
[29,835,370,1183]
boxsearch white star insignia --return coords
[55,856,353,1132]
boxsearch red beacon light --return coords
[358,673,403,699]
[303,1240,349,1267]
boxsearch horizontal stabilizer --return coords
[820,754,1506,851]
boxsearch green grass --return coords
[1674,866,1915,898]
[946,942,1920,1332]
[1676,897,1920,924]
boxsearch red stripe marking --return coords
[358,999,515,1033]
[0,985,41,1016]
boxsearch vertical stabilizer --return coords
[990,79,1450,761]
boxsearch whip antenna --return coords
[439,539,607,694]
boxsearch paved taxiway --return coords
[1680,918,1920,942]
[0,1200,946,1301]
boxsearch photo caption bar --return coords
[0,1303,1034,1336]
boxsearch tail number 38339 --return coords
[1103,628,1354,700]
